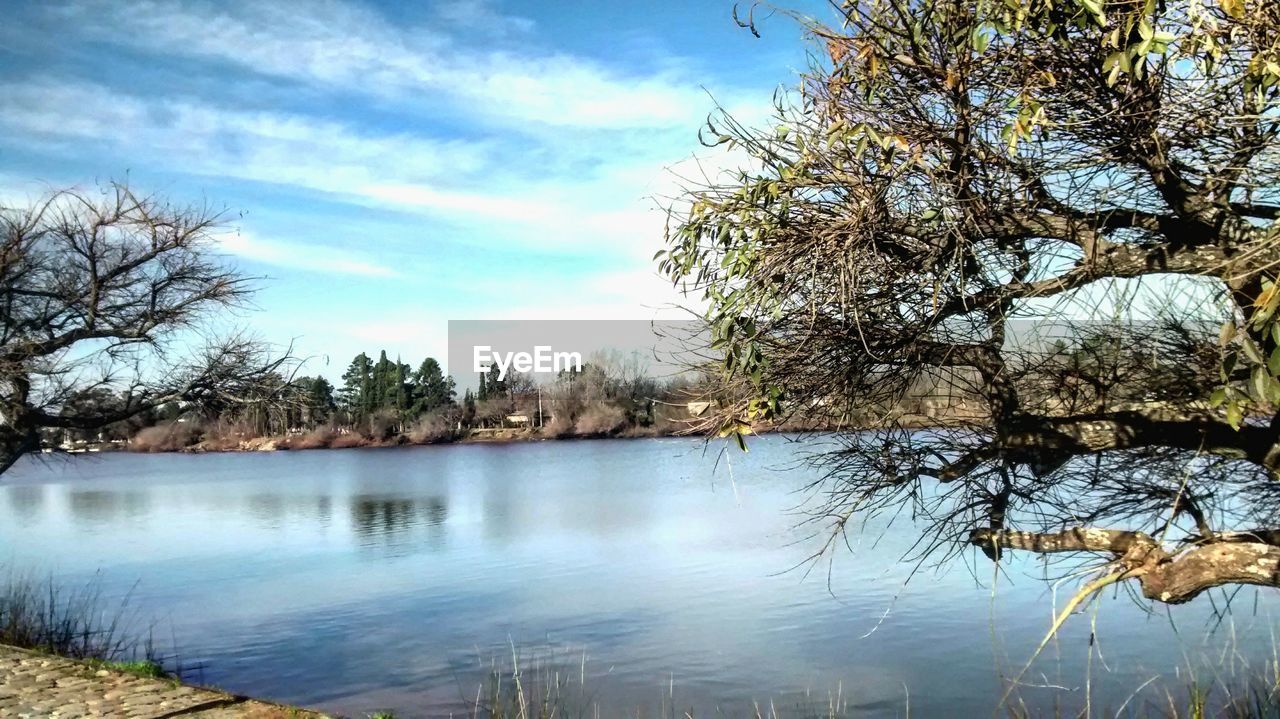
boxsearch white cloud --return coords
[432,0,536,38]
[0,78,488,193]
[218,232,399,278]
[0,77,741,262]
[53,0,715,130]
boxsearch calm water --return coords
[0,436,1276,717]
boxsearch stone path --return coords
[0,646,332,719]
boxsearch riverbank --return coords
[70,409,978,456]
[129,423,693,454]
[0,644,331,718]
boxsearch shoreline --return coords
[59,425,701,456]
[0,643,331,718]
[57,414,983,457]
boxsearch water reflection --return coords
[351,494,448,554]
[68,489,150,524]
[0,439,1276,719]
[3,483,44,525]
[241,493,337,531]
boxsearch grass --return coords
[83,657,169,679]
[452,640,1280,719]
[1148,659,1280,718]
[3,572,1279,718]
[461,645,860,719]
[0,569,174,675]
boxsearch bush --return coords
[196,420,253,451]
[329,431,368,449]
[542,413,575,438]
[281,427,335,450]
[128,422,201,452]
[573,403,627,436]
[366,410,401,441]
[407,413,457,444]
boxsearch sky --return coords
[0,0,828,379]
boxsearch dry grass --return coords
[281,427,336,450]
[329,432,369,449]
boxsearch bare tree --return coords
[661,1,1280,604]
[0,182,292,473]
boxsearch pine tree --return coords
[295,376,335,427]
[411,357,455,416]
[486,364,506,399]
[462,388,476,428]
[370,350,396,411]
[339,353,373,420]
[394,357,410,420]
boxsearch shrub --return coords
[196,420,254,451]
[281,427,335,450]
[542,413,575,438]
[329,431,368,449]
[407,413,457,444]
[573,403,627,436]
[366,410,401,441]
[129,422,201,452]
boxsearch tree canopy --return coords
[0,183,290,473]
[661,0,1280,604]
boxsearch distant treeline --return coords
[51,350,707,453]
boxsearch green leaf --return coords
[1252,365,1273,403]
[1226,401,1244,430]
[972,26,990,54]
[1268,347,1280,377]
[1243,339,1266,365]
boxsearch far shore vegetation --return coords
[42,352,995,455]
[45,349,727,454]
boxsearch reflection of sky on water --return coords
[1,437,1277,718]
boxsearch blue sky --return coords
[0,0,827,377]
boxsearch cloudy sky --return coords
[0,0,826,375]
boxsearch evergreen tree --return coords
[393,356,410,419]
[477,372,488,402]
[339,353,373,419]
[486,364,506,399]
[411,357,455,416]
[462,388,476,428]
[370,350,396,410]
[295,376,336,426]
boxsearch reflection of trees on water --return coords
[350,494,448,553]
[240,493,338,531]
[68,490,150,524]
[3,484,46,524]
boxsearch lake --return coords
[0,436,1275,717]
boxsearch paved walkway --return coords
[0,646,332,719]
